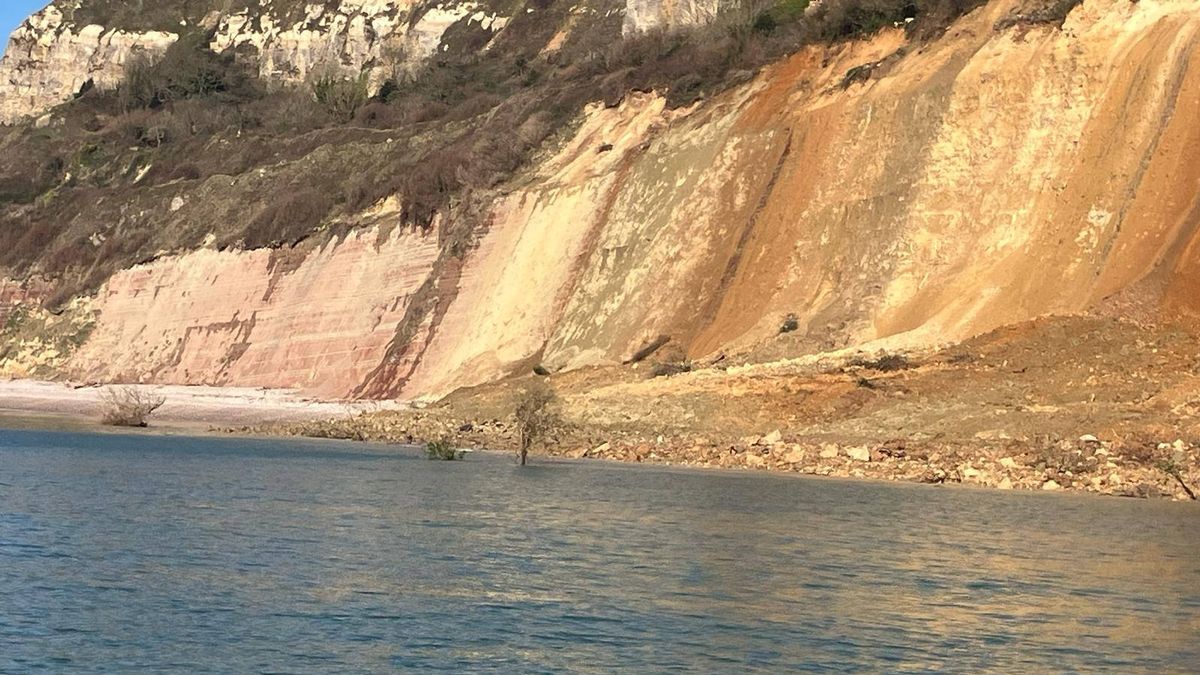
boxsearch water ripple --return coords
[0,428,1197,672]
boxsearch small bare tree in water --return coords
[515,383,557,466]
[99,386,166,427]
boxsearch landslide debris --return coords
[250,316,1200,500]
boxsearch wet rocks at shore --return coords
[245,411,1200,501]
[233,316,1200,502]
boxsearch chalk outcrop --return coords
[0,5,176,122]
[211,0,509,88]
[0,0,510,122]
[622,0,725,34]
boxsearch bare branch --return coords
[98,386,166,427]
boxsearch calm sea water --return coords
[0,429,1197,673]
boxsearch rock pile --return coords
[250,413,1200,501]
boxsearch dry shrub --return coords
[805,0,916,40]
[515,382,558,465]
[107,108,158,144]
[239,189,336,249]
[245,88,334,134]
[99,386,166,427]
[118,31,252,112]
[354,100,408,128]
[310,72,370,122]
[994,0,1084,30]
[400,152,463,228]
[849,353,914,372]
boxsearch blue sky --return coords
[2,1,46,46]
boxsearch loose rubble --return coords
[246,410,1200,501]
[238,317,1200,502]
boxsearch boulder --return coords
[974,429,1010,441]
[845,446,870,462]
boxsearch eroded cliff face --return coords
[65,220,439,396]
[385,0,1200,398]
[3,0,1199,400]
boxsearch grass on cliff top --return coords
[1,0,1069,308]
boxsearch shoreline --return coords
[0,379,400,431]
[3,400,1192,505]
[253,408,1200,502]
[2,370,1197,502]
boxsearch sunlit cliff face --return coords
[2,0,1199,399]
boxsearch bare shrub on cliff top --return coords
[118,31,252,112]
[310,71,370,123]
[994,0,1084,31]
[99,386,166,427]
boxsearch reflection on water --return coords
[1,429,1197,672]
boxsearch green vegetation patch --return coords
[425,438,465,460]
[0,299,97,378]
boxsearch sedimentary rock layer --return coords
[66,225,439,397]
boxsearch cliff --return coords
[1,0,481,123]
[1,0,1199,403]
[0,0,714,123]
